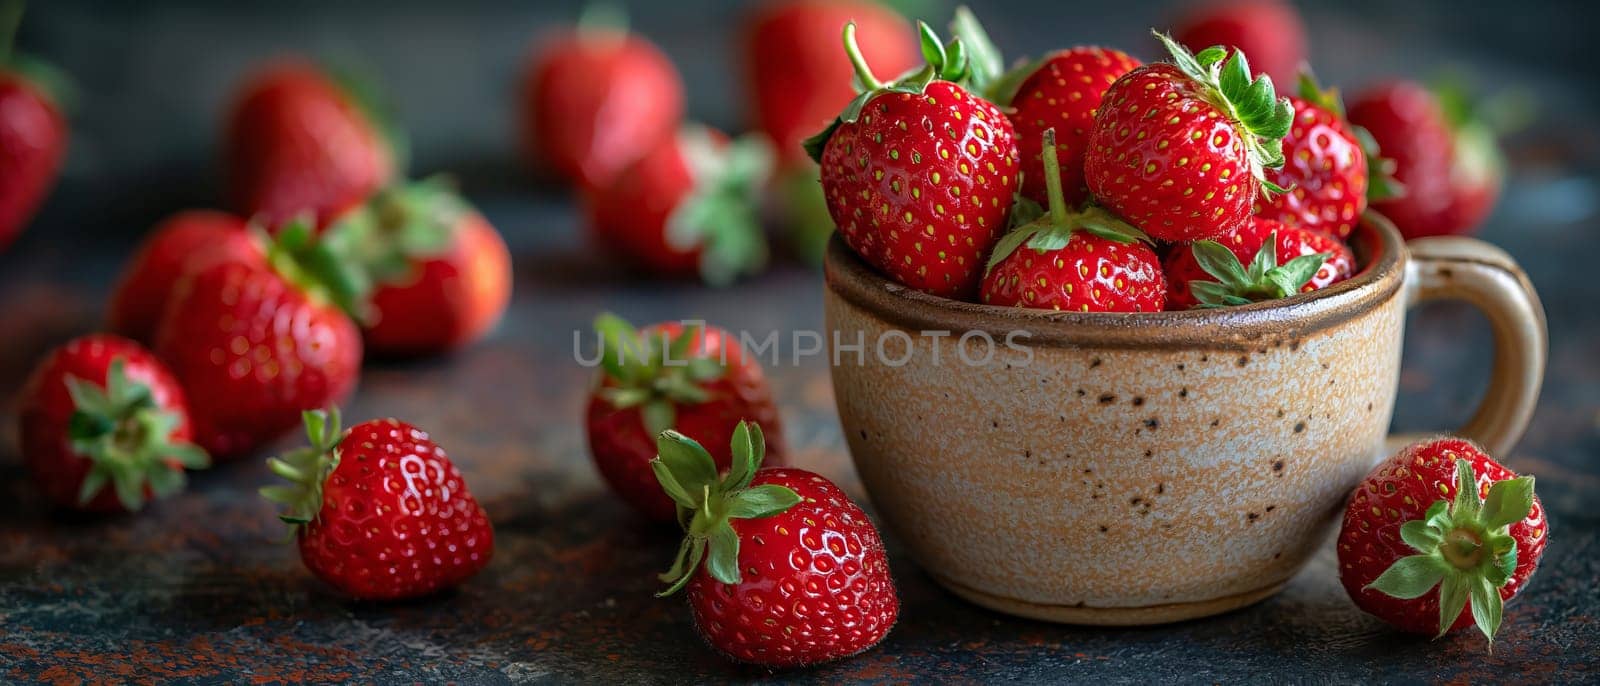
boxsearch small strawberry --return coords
[1173,0,1306,86]
[583,127,772,285]
[224,60,398,227]
[261,408,494,600]
[154,221,364,459]
[653,422,898,667]
[586,315,785,522]
[1084,33,1294,243]
[1163,216,1352,309]
[807,18,1019,299]
[742,0,917,170]
[107,210,260,343]
[981,129,1164,312]
[1337,438,1546,646]
[324,179,512,356]
[18,335,208,513]
[1256,73,1399,240]
[1002,47,1142,208]
[1347,80,1504,239]
[0,6,69,252]
[520,8,684,189]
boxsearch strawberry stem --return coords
[841,22,884,91]
[1040,128,1069,226]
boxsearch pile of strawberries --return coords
[16,54,508,600]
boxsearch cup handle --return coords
[1395,236,1547,456]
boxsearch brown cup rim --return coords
[823,212,1408,350]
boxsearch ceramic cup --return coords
[822,213,1546,625]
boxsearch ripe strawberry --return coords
[742,0,917,170]
[262,409,494,600]
[1164,216,1353,309]
[653,422,897,667]
[1004,47,1142,208]
[1084,33,1294,243]
[981,129,1164,312]
[18,335,208,513]
[323,180,512,356]
[225,61,398,228]
[0,17,69,252]
[154,221,363,459]
[107,210,260,343]
[1337,438,1546,646]
[520,11,683,189]
[1348,80,1504,239]
[583,127,772,285]
[1173,0,1306,86]
[1256,74,1398,240]
[808,20,1019,299]
[586,315,785,522]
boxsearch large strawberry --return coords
[154,221,363,459]
[1003,47,1141,208]
[1337,438,1546,646]
[586,315,785,522]
[520,9,683,189]
[0,8,68,252]
[742,0,917,169]
[323,179,512,356]
[1084,33,1293,243]
[1173,0,1306,86]
[225,60,398,227]
[1256,74,1399,240]
[261,408,494,600]
[1163,216,1352,309]
[807,19,1019,300]
[1348,80,1503,239]
[981,129,1164,312]
[583,127,772,285]
[18,335,208,513]
[108,210,260,343]
[653,422,898,667]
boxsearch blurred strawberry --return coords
[1348,80,1504,239]
[224,61,399,228]
[0,5,68,252]
[742,0,917,169]
[584,127,772,285]
[108,210,260,343]
[1173,0,1306,86]
[520,8,684,189]
[325,179,513,356]
[19,335,208,513]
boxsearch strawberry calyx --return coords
[667,127,774,286]
[1184,231,1330,307]
[1365,458,1535,646]
[593,313,728,436]
[0,2,74,113]
[64,357,209,510]
[1432,77,1508,198]
[802,18,972,163]
[259,408,343,530]
[652,421,800,595]
[323,176,467,292]
[1152,31,1294,194]
[985,128,1151,272]
[263,218,374,322]
[1297,70,1406,202]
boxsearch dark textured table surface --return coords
[2,1,1598,683]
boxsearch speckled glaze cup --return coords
[822,214,1546,625]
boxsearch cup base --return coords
[931,573,1287,626]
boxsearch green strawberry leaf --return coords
[1366,554,1448,599]
[949,6,1001,92]
[705,520,742,585]
[1191,241,1251,289]
[725,484,801,519]
[1469,573,1504,645]
[1480,476,1535,530]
